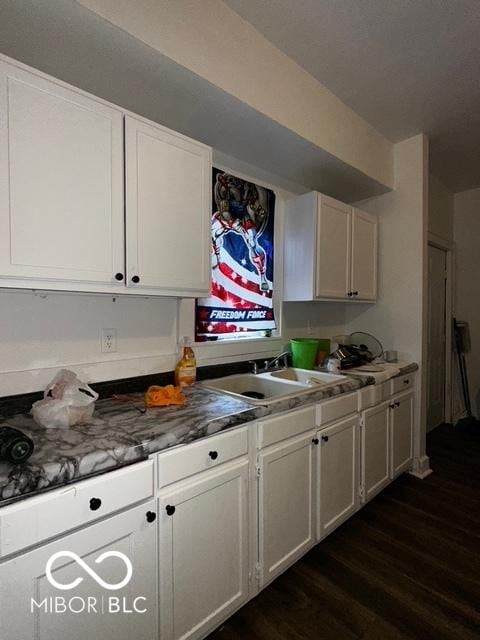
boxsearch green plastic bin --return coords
[290,338,320,370]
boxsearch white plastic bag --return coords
[31,369,99,429]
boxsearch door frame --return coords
[427,232,454,425]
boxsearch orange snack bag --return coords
[145,385,186,407]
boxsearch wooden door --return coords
[125,115,211,295]
[0,501,158,640]
[158,459,249,640]
[317,415,359,540]
[390,391,414,478]
[351,208,378,300]
[315,195,351,299]
[361,402,390,503]
[0,59,124,286]
[427,244,447,430]
[258,432,315,587]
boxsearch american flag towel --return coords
[196,169,276,337]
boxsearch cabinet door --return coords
[258,432,315,587]
[125,115,211,295]
[361,402,390,503]
[351,208,378,300]
[0,501,158,640]
[317,415,359,540]
[159,459,249,640]
[390,392,414,478]
[0,60,124,285]
[315,195,351,299]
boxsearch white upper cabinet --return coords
[0,55,212,297]
[284,191,378,302]
[351,208,378,300]
[316,196,352,298]
[0,59,125,286]
[125,115,211,295]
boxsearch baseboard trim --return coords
[409,455,433,479]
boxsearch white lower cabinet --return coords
[316,415,360,540]
[390,391,414,478]
[0,500,158,640]
[257,431,315,587]
[0,383,417,640]
[361,401,391,503]
[158,459,249,640]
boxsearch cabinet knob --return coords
[352,291,359,296]
[389,404,395,409]
[89,497,102,511]
[208,450,219,460]
[131,275,140,284]
[395,401,400,407]
[115,272,124,281]
[165,505,176,516]
[146,511,157,523]
[321,436,329,442]
[404,379,410,384]
[312,438,319,445]
[347,292,353,297]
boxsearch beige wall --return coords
[344,134,430,475]
[0,292,178,396]
[453,187,480,417]
[429,173,453,242]
[78,0,393,190]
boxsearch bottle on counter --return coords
[174,336,197,387]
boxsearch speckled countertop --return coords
[0,363,418,506]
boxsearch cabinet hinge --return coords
[255,563,262,581]
[359,416,365,427]
[358,485,365,500]
[255,464,261,478]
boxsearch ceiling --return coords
[224,0,480,193]
[0,0,389,202]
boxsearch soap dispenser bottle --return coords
[174,336,197,387]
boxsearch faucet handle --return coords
[248,360,258,374]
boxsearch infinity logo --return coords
[45,551,133,591]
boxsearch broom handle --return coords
[454,319,472,416]
[459,351,472,416]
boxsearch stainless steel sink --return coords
[202,369,346,405]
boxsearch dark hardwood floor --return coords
[208,424,480,640]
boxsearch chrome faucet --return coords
[249,351,290,374]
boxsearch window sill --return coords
[192,336,286,367]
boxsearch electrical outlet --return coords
[101,328,117,353]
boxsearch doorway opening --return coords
[427,238,453,431]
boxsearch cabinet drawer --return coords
[258,406,316,448]
[358,383,389,410]
[0,459,154,558]
[390,374,414,395]
[157,427,248,488]
[316,392,358,426]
